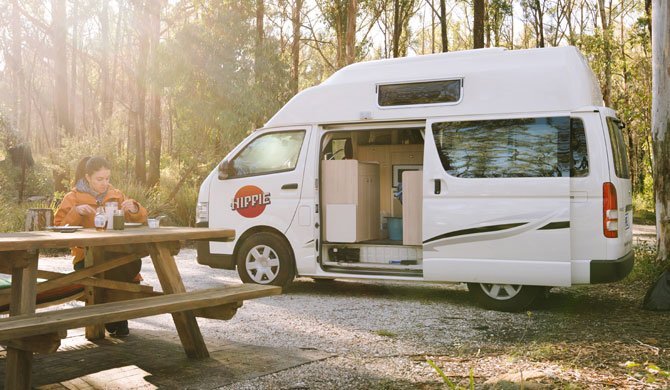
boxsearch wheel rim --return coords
[479,283,522,301]
[245,244,280,284]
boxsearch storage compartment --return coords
[322,160,380,242]
[402,170,423,245]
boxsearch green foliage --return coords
[626,242,669,285]
[427,359,475,389]
[373,329,397,338]
[624,361,670,384]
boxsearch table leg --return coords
[148,242,209,359]
[5,250,38,390]
[84,247,106,340]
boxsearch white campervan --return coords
[196,46,633,311]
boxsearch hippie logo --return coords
[231,185,271,218]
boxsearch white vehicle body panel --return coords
[197,46,633,288]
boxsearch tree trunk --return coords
[101,0,112,120]
[255,0,264,77]
[52,0,72,136]
[439,0,448,52]
[290,0,303,95]
[10,0,25,135]
[70,0,78,134]
[147,0,162,187]
[473,0,485,48]
[598,0,612,107]
[345,0,357,65]
[652,0,670,263]
[535,0,545,48]
[134,1,149,183]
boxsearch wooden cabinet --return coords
[322,160,380,242]
[402,170,423,245]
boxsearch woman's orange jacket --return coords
[54,185,148,264]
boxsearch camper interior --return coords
[320,126,425,276]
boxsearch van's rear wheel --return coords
[467,283,542,312]
[237,232,295,289]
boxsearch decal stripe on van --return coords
[423,223,526,244]
[423,221,570,244]
[538,221,570,230]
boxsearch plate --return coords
[47,226,83,233]
[124,222,143,228]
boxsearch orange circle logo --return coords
[231,186,271,218]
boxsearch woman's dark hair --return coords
[73,156,111,185]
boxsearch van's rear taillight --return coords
[603,182,618,238]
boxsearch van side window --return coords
[606,117,630,179]
[571,118,589,177]
[378,79,461,106]
[229,131,305,178]
[432,116,588,178]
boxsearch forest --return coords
[0,0,657,230]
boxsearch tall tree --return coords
[133,0,149,183]
[9,0,25,135]
[652,0,670,263]
[100,0,112,120]
[597,0,613,107]
[391,0,416,57]
[473,0,485,48]
[290,0,304,95]
[321,0,358,67]
[147,0,162,187]
[439,0,448,52]
[52,0,72,136]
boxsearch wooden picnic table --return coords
[0,227,282,389]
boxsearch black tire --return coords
[236,232,295,289]
[467,283,543,312]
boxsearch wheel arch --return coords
[233,225,297,273]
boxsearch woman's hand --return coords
[75,204,96,216]
[121,200,139,214]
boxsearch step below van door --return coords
[209,127,311,250]
[422,116,572,287]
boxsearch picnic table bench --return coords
[0,227,281,389]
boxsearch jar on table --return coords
[113,210,125,230]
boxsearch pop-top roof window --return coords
[378,79,462,107]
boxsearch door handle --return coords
[281,183,298,190]
[434,179,441,195]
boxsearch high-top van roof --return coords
[265,46,603,128]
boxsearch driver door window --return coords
[230,131,305,177]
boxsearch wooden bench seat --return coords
[0,284,280,342]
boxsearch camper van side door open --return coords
[422,116,573,288]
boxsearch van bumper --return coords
[196,222,236,270]
[590,251,634,283]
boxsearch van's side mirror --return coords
[218,160,234,180]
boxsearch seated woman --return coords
[55,156,148,336]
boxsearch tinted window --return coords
[432,117,589,178]
[378,80,461,106]
[571,118,589,177]
[606,117,630,179]
[230,131,305,177]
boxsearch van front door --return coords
[209,128,311,249]
[422,116,573,289]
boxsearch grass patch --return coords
[374,329,397,338]
[634,208,656,225]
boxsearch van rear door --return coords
[601,109,633,258]
[422,116,573,286]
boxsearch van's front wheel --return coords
[237,232,295,289]
[467,283,542,312]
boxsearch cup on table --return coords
[147,218,159,228]
[105,202,118,230]
[113,210,125,230]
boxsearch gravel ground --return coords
[33,225,668,389]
